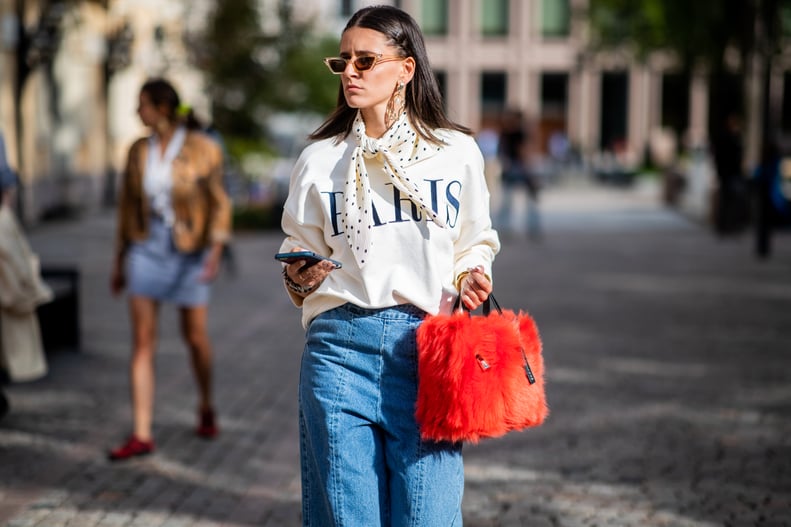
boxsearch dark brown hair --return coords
[140,78,203,130]
[309,5,471,143]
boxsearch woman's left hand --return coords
[459,265,493,310]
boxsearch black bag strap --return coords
[452,293,537,385]
[452,293,503,316]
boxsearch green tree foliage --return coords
[197,0,264,138]
[587,0,788,132]
[191,0,340,145]
[587,0,755,69]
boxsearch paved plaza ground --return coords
[1,181,790,526]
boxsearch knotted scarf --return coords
[342,112,446,268]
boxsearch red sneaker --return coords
[108,436,154,461]
[196,408,219,438]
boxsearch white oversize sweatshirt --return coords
[280,128,501,328]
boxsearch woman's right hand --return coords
[283,247,337,296]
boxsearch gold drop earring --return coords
[385,80,406,130]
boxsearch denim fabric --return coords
[126,217,209,306]
[299,303,464,527]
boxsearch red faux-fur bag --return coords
[415,295,547,443]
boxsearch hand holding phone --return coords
[277,250,340,294]
[274,251,342,270]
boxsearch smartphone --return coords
[274,251,343,269]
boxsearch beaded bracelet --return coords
[282,267,318,294]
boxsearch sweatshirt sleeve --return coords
[452,136,501,285]
[279,148,334,306]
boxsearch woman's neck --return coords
[155,121,178,153]
[361,107,387,139]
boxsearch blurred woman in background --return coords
[108,78,231,460]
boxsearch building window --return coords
[541,73,567,117]
[481,0,508,37]
[340,0,353,17]
[541,0,570,38]
[422,0,448,36]
[600,72,628,152]
[481,72,507,114]
[781,73,791,133]
[661,73,690,139]
[540,73,568,154]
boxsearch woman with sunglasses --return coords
[279,5,499,525]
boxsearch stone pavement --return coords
[1,180,790,526]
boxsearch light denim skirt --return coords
[126,217,209,306]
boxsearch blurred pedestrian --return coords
[753,136,791,258]
[0,132,53,416]
[496,108,542,239]
[548,129,570,184]
[279,5,499,524]
[712,112,748,234]
[108,78,231,460]
[476,116,502,217]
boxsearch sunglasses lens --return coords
[354,56,376,71]
[326,58,346,73]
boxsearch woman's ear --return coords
[401,57,416,84]
[157,103,173,121]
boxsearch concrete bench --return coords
[37,266,80,352]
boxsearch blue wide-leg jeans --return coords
[299,303,464,527]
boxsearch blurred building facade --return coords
[280,0,791,172]
[1,0,790,223]
[303,0,713,157]
[0,0,213,223]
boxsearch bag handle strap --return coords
[452,293,538,385]
[452,293,503,316]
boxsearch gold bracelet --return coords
[454,271,470,292]
[455,269,492,291]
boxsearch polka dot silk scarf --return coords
[343,111,446,268]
